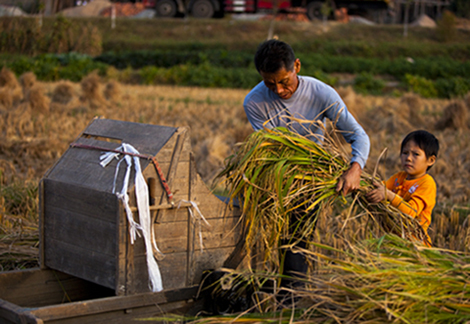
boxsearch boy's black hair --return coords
[401,130,439,170]
[254,40,296,74]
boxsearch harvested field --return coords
[0,70,470,270]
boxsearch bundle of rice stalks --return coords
[80,72,106,108]
[19,72,36,96]
[24,84,50,114]
[176,235,470,324]
[104,80,122,102]
[52,80,75,104]
[435,101,468,130]
[216,126,427,273]
[0,67,19,89]
[0,88,13,111]
[0,67,23,104]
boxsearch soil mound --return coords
[411,14,436,28]
[61,0,111,17]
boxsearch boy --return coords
[366,130,439,246]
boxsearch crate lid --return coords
[44,118,177,193]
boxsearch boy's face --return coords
[400,140,436,180]
[260,59,301,100]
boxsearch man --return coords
[243,39,370,291]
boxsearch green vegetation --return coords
[0,16,469,98]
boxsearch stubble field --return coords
[0,68,469,270]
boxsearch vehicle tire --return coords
[156,0,177,17]
[306,1,323,20]
[191,0,215,18]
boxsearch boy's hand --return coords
[366,181,386,203]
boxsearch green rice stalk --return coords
[148,235,470,324]
[215,126,427,275]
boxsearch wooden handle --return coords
[130,201,194,212]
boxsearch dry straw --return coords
[104,80,122,102]
[182,234,470,324]
[80,72,106,108]
[25,85,50,114]
[0,67,22,104]
[19,72,36,96]
[216,122,428,275]
[435,101,468,130]
[52,80,75,104]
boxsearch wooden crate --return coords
[39,118,242,296]
[0,268,199,324]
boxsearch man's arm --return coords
[321,90,369,195]
[336,161,362,196]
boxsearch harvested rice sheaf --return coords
[216,126,428,273]
[185,235,470,324]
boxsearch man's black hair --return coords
[401,130,439,170]
[254,39,296,74]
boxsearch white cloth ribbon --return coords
[178,200,211,253]
[100,143,163,292]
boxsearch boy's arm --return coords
[374,179,436,227]
[389,184,435,219]
[366,179,433,218]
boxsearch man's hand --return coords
[336,162,362,196]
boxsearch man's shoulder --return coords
[299,75,330,89]
[298,76,338,99]
[244,81,269,104]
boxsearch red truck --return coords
[142,0,390,20]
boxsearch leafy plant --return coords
[436,10,458,43]
[353,72,385,95]
[405,74,438,98]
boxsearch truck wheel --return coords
[156,0,177,17]
[191,0,215,18]
[306,1,322,20]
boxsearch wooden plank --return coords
[42,117,102,179]
[44,238,116,290]
[155,128,188,221]
[45,205,116,257]
[0,269,113,308]
[38,180,46,270]
[125,214,135,296]
[116,203,127,296]
[82,119,177,156]
[187,151,198,286]
[29,286,198,322]
[0,299,41,324]
[223,236,247,270]
[35,299,194,324]
[153,217,241,253]
[43,180,118,224]
[189,246,240,286]
[131,252,187,292]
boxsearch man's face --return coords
[260,59,301,100]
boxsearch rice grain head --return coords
[25,85,50,114]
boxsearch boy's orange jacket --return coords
[385,171,437,246]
